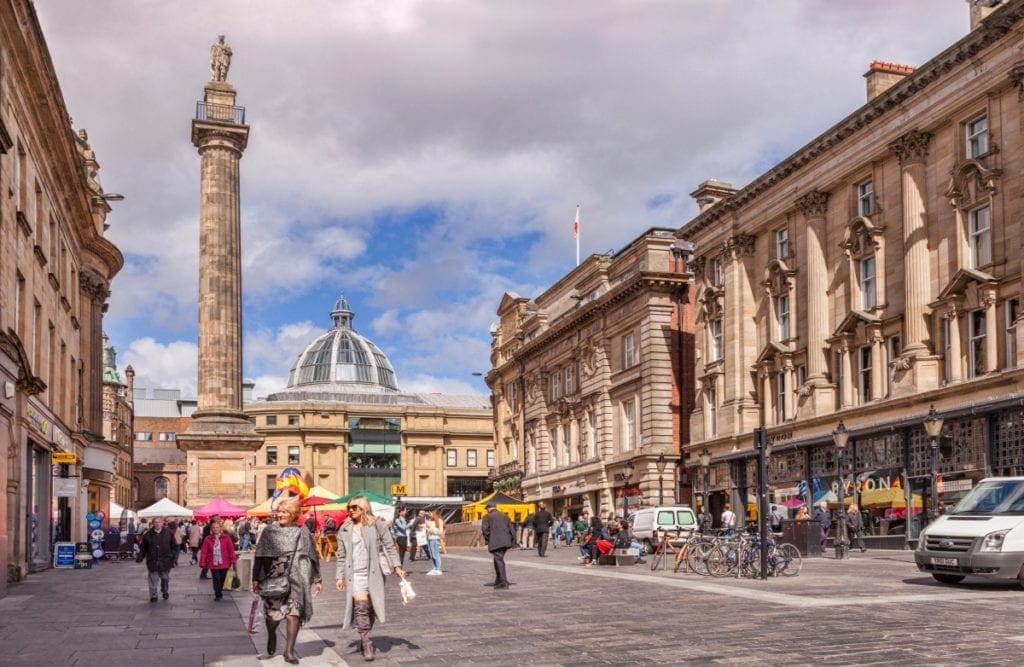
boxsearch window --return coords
[859,256,876,310]
[623,333,637,368]
[796,365,806,388]
[968,205,991,268]
[266,415,277,426]
[564,365,574,395]
[969,310,986,378]
[710,258,722,287]
[287,415,299,426]
[266,446,278,466]
[508,383,518,412]
[563,423,572,463]
[710,318,723,361]
[835,350,845,406]
[288,446,300,465]
[447,449,457,467]
[775,228,789,259]
[943,318,953,383]
[550,371,561,400]
[857,346,872,404]
[886,336,901,395]
[154,477,169,500]
[486,449,495,468]
[857,179,874,217]
[1007,299,1019,369]
[776,294,790,341]
[266,475,276,500]
[158,432,176,442]
[132,478,139,504]
[135,432,152,441]
[775,373,786,423]
[622,399,637,451]
[966,114,988,158]
[467,450,477,467]
[706,386,717,438]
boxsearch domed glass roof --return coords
[285,294,399,393]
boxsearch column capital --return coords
[795,190,830,218]
[720,234,755,261]
[79,269,110,303]
[888,129,933,166]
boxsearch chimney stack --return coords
[864,61,915,101]
[690,179,737,213]
[969,0,1004,31]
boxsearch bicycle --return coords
[649,526,680,571]
[673,531,716,575]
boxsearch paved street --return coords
[0,544,1021,665]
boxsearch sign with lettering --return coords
[391,483,408,497]
[52,452,77,464]
[54,542,75,568]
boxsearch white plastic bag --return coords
[399,577,416,605]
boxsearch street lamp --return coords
[924,405,945,524]
[622,461,635,519]
[656,454,667,506]
[699,447,711,530]
[832,421,850,560]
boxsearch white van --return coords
[915,476,1024,586]
[629,506,697,554]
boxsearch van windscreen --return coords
[951,479,1024,516]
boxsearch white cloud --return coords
[245,320,321,389]
[401,373,483,396]
[120,338,198,397]
[370,309,401,336]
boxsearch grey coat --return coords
[335,518,401,630]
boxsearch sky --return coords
[34,0,968,400]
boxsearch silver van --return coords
[630,506,697,554]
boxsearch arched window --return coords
[154,477,169,500]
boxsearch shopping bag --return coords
[229,566,241,589]
[398,577,416,605]
[224,567,236,590]
[246,597,263,634]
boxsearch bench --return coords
[597,548,636,566]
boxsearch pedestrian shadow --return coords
[339,636,421,655]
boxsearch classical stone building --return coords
[486,229,694,519]
[99,337,134,515]
[0,0,123,587]
[679,0,1024,535]
[245,295,493,501]
[131,388,196,508]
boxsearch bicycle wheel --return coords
[741,547,762,578]
[650,545,665,571]
[673,544,688,573]
[775,543,802,577]
[686,540,712,576]
[706,545,732,577]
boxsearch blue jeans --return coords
[428,538,442,571]
[240,534,251,551]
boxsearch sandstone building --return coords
[486,229,694,518]
[132,387,195,508]
[0,0,123,588]
[99,337,134,516]
[679,0,1024,534]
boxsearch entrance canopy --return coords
[138,497,193,519]
[461,491,534,522]
[193,496,248,520]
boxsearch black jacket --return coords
[137,528,176,572]
[481,510,517,552]
[533,509,554,533]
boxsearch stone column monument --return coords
[178,36,263,506]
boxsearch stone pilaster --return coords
[888,129,941,395]
[795,191,836,413]
[720,234,760,433]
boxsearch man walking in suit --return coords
[481,502,516,590]
[533,502,554,557]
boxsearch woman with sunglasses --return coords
[335,496,406,661]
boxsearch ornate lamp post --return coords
[622,461,635,519]
[656,454,667,506]
[924,405,945,523]
[699,447,712,530]
[832,421,850,560]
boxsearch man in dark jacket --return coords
[812,501,831,554]
[532,502,554,557]
[136,517,176,602]
[481,502,516,590]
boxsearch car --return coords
[629,506,697,554]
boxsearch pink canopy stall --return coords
[193,496,249,520]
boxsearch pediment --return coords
[755,341,793,364]
[946,159,1001,209]
[832,310,881,337]
[935,267,996,301]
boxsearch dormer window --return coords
[966,114,988,159]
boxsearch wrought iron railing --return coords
[195,101,246,125]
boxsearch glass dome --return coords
[285,294,399,393]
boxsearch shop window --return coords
[467,449,477,467]
[447,449,457,467]
[857,179,874,217]
[966,113,988,159]
[968,205,991,268]
[288,445,300,465]
[266,415,277,426]
[969,310,986,378]
[266,446,277,466]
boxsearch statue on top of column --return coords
[210,35,232,82]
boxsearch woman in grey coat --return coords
[253,497,322,663]
[335,496,406,661]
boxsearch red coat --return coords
[198,534,237,571]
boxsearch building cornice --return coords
[678,0,1024,240]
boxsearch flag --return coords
[272,466,309,501]
[573,205,580,239]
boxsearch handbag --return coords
[259,530,302,600]
[228,565,241,589]
[224,566,236,590]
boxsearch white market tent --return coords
[110,501,138,520]
[137,497,194,519]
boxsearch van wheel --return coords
[643,539,654,555]
[932,573,964,585]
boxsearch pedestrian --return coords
[199,520,237,600]
[238,516,252,552]
[846,503,867,553]
[334,495,406,662]
[812,500,831,554]
[769,504,786,534]
[425,510,443,575]
[253,517,266,548]
[200,515,220,579]
[414,511,430,560]
[720,503,737,536]
[304,513,317,534]
[533,502,554,557]
[253,498,322,663]
[407,510,422,561]
[573,514,587,544]
[392,509,409,567]
[795,505,810,521]
[188,520,203,564]
[136,516,176,602]
[480,501,516,590]
[323,515,338,536]
[523,511,535,550]
[167,520,184,564]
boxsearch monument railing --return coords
[195,101,246,125]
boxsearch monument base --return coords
[178,410,264,507]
